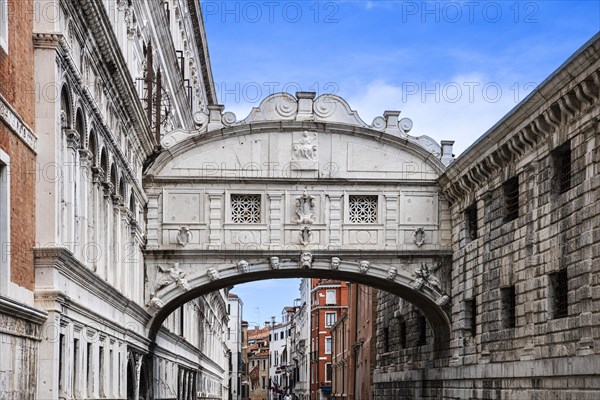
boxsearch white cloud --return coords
[346,75,532,155]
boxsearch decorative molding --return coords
[0,93,37,152]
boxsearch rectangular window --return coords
[99,346,104,394]
[503,177,519,222]
[348,195,378,223]
[468,298,477,337]
[465,202,478,241]
[73,338,80,393]
[325,363,332,382]
[552,141,571,194]
[87,343,92,395]
[262,376,265,389]
[550,269,568,319]
[0,0,8,53]
[417,314,427,345]
[280,332,284,340]
[325,337,332,354]
[501,286,516,328]
[382,327,389,353]
[231,194,261,223]
[325,312,336,327]
[325,290,336,305]
[399,321,407,349]
[58,334,65,393]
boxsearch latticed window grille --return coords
[348,195,378,223]
[551,269,569,319]
[231,194,261,223]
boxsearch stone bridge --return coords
[142,92,455,353]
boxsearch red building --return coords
[310,279,348,400]
[330,284,378,400]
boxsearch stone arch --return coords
[146,258,451,355]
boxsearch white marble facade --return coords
[32,0,227,399]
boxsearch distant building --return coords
[246,323,271,400]
[227,293,244,400]
[290,279,311,400]
[269,307,298,399]
[310,279,349,400]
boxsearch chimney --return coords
[271,316,276,326]
[264,321,270,328]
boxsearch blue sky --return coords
[203,1,599,323]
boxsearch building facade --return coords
[227,293,244,400]
[310,279,349,400]
[290,279,311,400]
[269,307,297,399]
[246,324,271,400]
[0,0,47,398]
[330,284,377,400]
[30,0,227,398]
[373,33,600,400]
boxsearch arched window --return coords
[60,87,72,129]
[88,131,97,167]
[75,109,85,146]
[100,148,108,177]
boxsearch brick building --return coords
[0,0,47,398]
[373,33,600,399]
[310,279,349,400]
[330,284,377,400]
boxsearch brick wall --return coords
[0,0,36,290]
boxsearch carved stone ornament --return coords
[207,268,220,281]
[330,257,341,270]
[412,263,442,293]
[293,131,317,161]
[435,295,450,306]
[269,257,280,270]
[299,226,313,246]
[295,190,316,224]
[386,266,398,280]
[237,260,249,273]
[147,296,164,310]
[412,228,426,247]
[157,263,190,291]
[176,227,192,246]
[299,253,312,269]
[359,260,370,274]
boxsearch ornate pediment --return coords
[158,92,454,166]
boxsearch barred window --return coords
[348,195,378,223]
[552,141,571,194]
[231,194,261,223]
[467,298,477,336]
[503,176,519,222]
[465,202,478,241]
[550,269,568,319]
[501,286,516,328]
[399,320,407,349]
[417,314,427,345]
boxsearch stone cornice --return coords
[0,93,37,152]
[187,0,217,105]
[34,247,150,324]
[439,33,600,205]
[0,295,47,326]
[76,0,156,156]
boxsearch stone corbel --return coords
[65,129,80,149]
